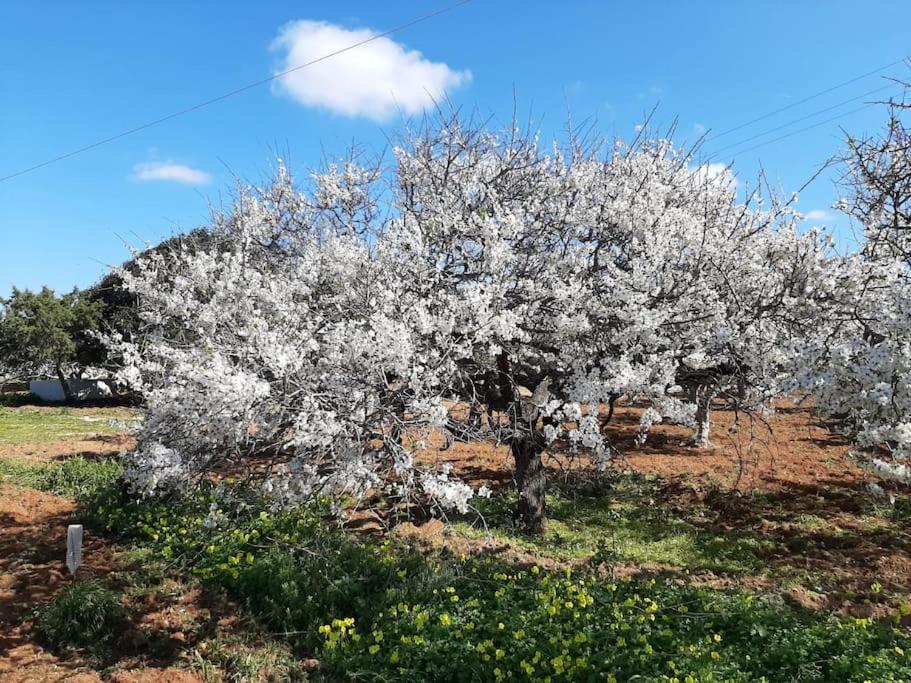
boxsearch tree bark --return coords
[488,351,548,533]
[692,384,716,447]
[604,393,619,424]
[731,374,746,433]
[55,364,74,403]
[512,433,546,533]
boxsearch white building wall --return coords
[29,379,112,402]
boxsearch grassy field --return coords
[452,477,775,574]
[0,400,135,444]
[0,402,909,681]
[449,475,911,603]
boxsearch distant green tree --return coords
[0,287,103,402]
[78,228,215,369]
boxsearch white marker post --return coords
[66,524,83,577]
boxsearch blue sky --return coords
[1,1,909,296]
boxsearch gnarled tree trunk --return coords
[691,383,716,447]
[488,351,549,533]
[512,433,546,533]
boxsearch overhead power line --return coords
[706,82,899,159]
[0,0,474,184]
[709,55,908,141]
[2,11,904,184]
[717,102,877,159]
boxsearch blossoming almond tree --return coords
[111,115,838,532]
[792,86,911,484]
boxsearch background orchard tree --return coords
[792,82,911,484]
[669,204,835,448]
[842,83,911,261]
[0,287,103,402]
[550,133,832,452]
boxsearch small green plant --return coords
[35,580,126,652]
[892,496,911,523]
[0,456,121,499]
[40,456,122,498]
[194,635,310,682]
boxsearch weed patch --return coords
[0,455,121,497]
[35,580,126,654]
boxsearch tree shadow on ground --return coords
[449,464,911,608]
[656,477,911,595]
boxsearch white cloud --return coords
[270,20,471,122]
[637,84,665,100]
[803,209,834,222]
[692,162,738,191]
[131,161,211,185]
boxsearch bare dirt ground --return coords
[609,402,864,492]
[0,482,210,682]
[425,401,867,492]
[0,474,285,682]
[0,484,118,682]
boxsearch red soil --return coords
[421,401,870,493]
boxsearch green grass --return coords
[453,477,774,575]
[191,635,311,682]
[0,405,136,444]
[35,580,126,654]
[0,455,122,497]
[0,457,48,488]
